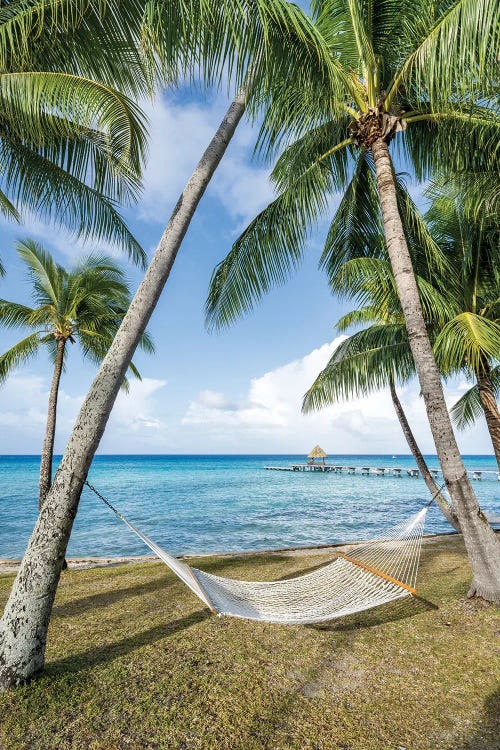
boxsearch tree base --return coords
[467,581,500,603]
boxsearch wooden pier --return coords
[264,464,500,480]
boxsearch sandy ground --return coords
[0,531,458,573]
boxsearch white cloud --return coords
[0,212,127,264]
[137,94,274,227]
[0,373,83,452]
[182,336,401,444]
[197,389,237,410]
[0,373,168,453]
[0,346,493,456]
[181,339,494,454]
[110,378,168,432]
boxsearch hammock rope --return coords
[85,480,432,625]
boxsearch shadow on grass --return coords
[275,558,341,581]
[46,608,210,676]
[55,554,290,618]
[192,553,291,576]
[53,574,177,617]
[310,594,437,633]
[458,687,500,750]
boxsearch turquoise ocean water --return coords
[0,454,498,559]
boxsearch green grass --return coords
[1,536,499,750]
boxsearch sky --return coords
[0,87,494,456]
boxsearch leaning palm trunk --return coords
[0,90,248,690]
[476,369,500,471]
[38,338,66,508]
[371,137,500,602]
[388,378,460,531]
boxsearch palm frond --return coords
[0,298,38,328]
[138,330,155,355]
[427,171,500,223]
[330,256,452,326]
[270,116,352,190]
[0,0,153,96]
[0,71,147,174]
[1,139,146,267]
[336,305,388,331]
[15,238,62,306]
[434,313,500,375]
[450,366,500,429]
[0,186,20,222]
[320,152,384,284]
[128,361,142,380]
[0,331,42,383]
[206,136,352,330]
[400,106,500,182]
[394,172,445,274]
[385,0,500,110]
[302,323,415,412]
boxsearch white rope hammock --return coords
[87,481,429,625]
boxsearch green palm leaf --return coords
[0,299,38,328]
[1,139,146,266]
[0,187,20,222]
[0,0,154,96]
[0,332,42,383]
[434,313,500,376]
[302,324,415,412]
[320,153,384,283]
[206,136,353,330]
[451,367,500,429]
[385,0,500,109]
[0,71,147,176]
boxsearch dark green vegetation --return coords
[205,0,500,601]
[1,536,498,750]
[0,241,154,507]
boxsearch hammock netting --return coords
[98,486,428,625]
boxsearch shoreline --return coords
[0,530,459,573]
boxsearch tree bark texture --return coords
[38,338,66,509]
[389,377,460,531]
[372,137,500,602]
[0,90,248,690]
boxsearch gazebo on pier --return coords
[307,444,328,465]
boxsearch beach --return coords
[0,529,464,573]
[1,531,497,750]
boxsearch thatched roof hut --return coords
[307,445,327,463]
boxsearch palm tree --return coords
[0,240,153,507]
[0,1,339,689]
[0,0,151,267]
[302,305,460,530]
[424,186,500,469]
[303,178,499,476]
[205,0,500,601]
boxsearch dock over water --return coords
[264,464,499,480]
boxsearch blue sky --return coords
[0,86,494,455]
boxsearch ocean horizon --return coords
[1,453,498,559]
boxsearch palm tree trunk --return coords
[388,377,460,531]
[371,136,500,602]
[38,338,65,508]
[0,90,248,691]
[476,368,500,471]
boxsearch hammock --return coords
[87,481,429,625]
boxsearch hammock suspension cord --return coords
[84,480,435,625]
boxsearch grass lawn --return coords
[0,535,499,750]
